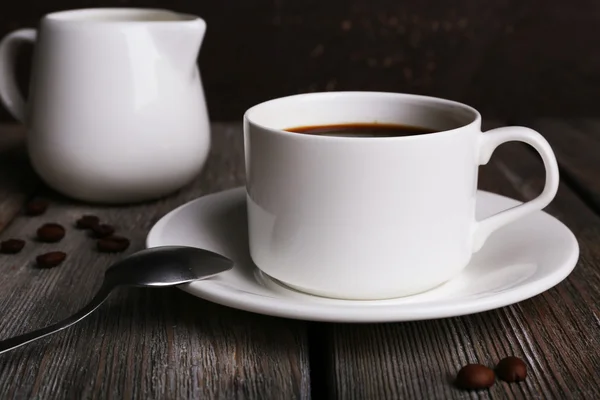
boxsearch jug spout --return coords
[155,16,206,73]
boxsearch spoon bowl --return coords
[105,246,233,287]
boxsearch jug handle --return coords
[0,29,37,123]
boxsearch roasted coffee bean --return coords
[97,236,130,253]
[36,251,67,268]
[37,223,66,242]
[496,357,527,382]
[25,199,49,216]
[455,364,495,390]
[76,215,100,229]
[0,239,25,254]
[91,224,115,238]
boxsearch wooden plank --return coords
[325,121,600,399]
[522,118,600,212]
[0,123,310,399]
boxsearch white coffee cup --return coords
[243,91,559,300]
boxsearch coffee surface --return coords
[285,123,435,137]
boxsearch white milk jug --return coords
[0,8,211,203]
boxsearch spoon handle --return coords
[0,283,113,355]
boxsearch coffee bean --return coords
[496,356,527,382]
[76,215,100,229]
[0,239,25,254]
[455,364,495,390]
[91,224,115,238]
[25,199,49,216]
[36,251,66,268]
[97,236,130,253]
[37,223,66,242]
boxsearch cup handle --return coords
[0,29,37,123]
[472,126,560,252]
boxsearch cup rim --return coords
[244,91,482,142]
[43,8,202,25]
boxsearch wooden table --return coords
[0,120,598,399]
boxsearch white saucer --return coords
[146,187,579,323]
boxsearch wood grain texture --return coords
[0,123,310,400]
[522,119,600,213]
[1,121,599,399]
[325,121,600,399]
[0,0,599,121]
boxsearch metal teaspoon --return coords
[0,246,233,355]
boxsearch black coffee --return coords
[285,123,435,137]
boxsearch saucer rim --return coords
[146,186,579,323]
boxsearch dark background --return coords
[0,0,598,122]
